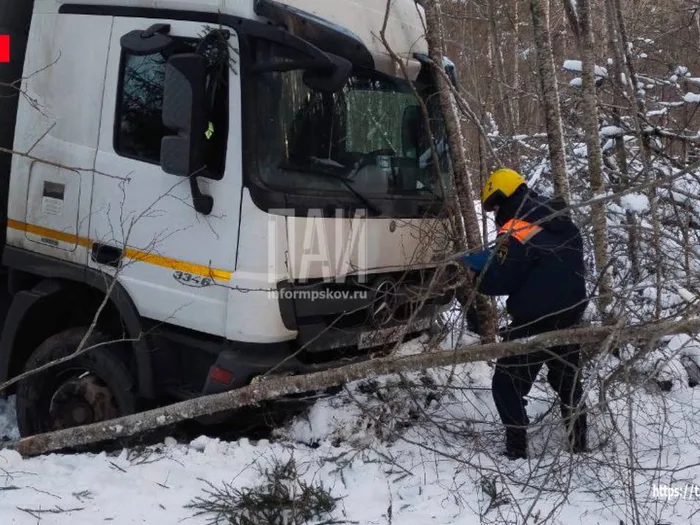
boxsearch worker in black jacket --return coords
[459,168,589,459]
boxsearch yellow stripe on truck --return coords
[7,219,232,282]
[8,218,91,247]
[122,247,232,281]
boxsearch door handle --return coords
[91,242,123,268]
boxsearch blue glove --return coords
[458,249,491,272]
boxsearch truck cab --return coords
[0,0,456,436]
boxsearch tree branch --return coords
[11,315,700,456]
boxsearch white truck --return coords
[0,0,456,437]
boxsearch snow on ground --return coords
[1,330,700,524]
[0,396,18,443]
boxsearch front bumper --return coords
[277,267,457,353]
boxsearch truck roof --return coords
[41,0,428,78]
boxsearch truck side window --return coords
[114,36,229,177]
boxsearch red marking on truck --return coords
[0,36,9,63]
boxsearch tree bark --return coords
[562,0,580,42]
[530,0,571,202]
[421,0,496,341]
[509,0,521,147]
[575,0,613,316]
[603,0,640,283]
[422,1,481,250]
[612,0,663,318]
[487,1,518,167]
[13,315,700,457]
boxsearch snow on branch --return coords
[600,126,626,138]
[563,59,608,78]
[682,92,700,103]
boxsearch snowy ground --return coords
[1,331,700,524]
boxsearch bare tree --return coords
[603,0,641,283]
[530,0,571,201]
[419,0,497,341]
[612,0,664,319]
[567,0,613,317]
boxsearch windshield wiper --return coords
[279,161,383,216]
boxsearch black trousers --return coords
[492,307,587,453]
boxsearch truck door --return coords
[91,18,242,337]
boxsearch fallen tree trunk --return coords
[11,316,700,456]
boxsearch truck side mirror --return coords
[161,53,207,177]
[302,53,351,93]
[121,24,174,55]
[161,53,214,215]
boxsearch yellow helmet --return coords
[481,168,526,212]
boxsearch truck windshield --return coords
[253,40,451,200]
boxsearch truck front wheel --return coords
[15,328,136,437]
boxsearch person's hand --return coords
[464,266,475,281]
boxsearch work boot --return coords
[503,427,527,460]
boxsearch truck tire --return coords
[16,327,136,437]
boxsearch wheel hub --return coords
[49,374,119,430]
